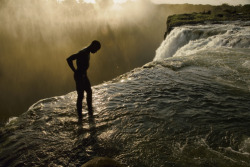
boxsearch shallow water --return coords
[1,23,250,167]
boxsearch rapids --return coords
[1,22,250,167]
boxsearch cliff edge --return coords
[165,4,250,38]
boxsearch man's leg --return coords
[74,72,84,119]
[86,88,93,115]
[76,90,84,119]
[85,76,93,115]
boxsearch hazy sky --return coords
[68,0,250,5]
[151,0,250,5]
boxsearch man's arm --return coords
[66,54,77,72]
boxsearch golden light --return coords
[113,0,127,4]
[84,0,96,4]
[111,0,130,11]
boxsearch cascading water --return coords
[1,22,250,167]
[154,22,250,60]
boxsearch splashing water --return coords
[154,22,250,60]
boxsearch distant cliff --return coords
[165,4,250,38]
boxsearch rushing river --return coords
[1,22,250,167]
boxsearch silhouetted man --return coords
[67,40,101,119]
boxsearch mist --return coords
[0,0,213,124]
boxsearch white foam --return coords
[243,61,250,69]
[6,117,18,126]
[239,137,250,154]
[154,24,250,61]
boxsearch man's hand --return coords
[67,56,76,73]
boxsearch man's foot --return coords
[77,116,83,125]
[88,108,93,116]
[77,110,83,120]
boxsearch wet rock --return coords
[81,157,124,167]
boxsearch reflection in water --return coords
[67,114,100,165]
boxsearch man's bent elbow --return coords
[67,57,73,64]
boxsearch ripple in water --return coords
[1,23,250,167]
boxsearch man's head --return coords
[89,40,101,53]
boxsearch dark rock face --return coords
[165,4,250,38]
[81,157,124,167]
